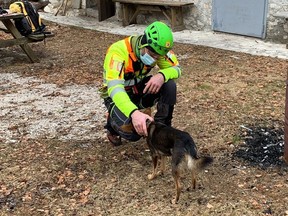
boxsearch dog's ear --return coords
[146,120,156,138]
[146,119,153,129]
[120,123,134,133]
[140,108,152,116]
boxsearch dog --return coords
[146,121,213,204]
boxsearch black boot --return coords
[154,102,174,126]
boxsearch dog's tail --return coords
[187,155,213,171]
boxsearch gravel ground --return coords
[0,73,106,144]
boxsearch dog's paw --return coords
[171,198,178,205]
[157,170,164,176]
[147,173,156,180]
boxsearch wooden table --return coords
[0,13,39,62]
[113,0,194,31]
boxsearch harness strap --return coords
[124,37,137,62]
[124,77,141,87]
[124,37,141,75]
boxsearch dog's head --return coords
[120,108,153,135]
[146,120,157,139]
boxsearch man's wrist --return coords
[158,72,166,82]
[129,109,138,118]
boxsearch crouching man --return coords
[100,21,181,146]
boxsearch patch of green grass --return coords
[197,83,213,91]
[232,135,242,144]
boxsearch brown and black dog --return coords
[146,121,213,204]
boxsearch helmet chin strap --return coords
[132,35,143,59]
[138,35,150,49]
[137,35,148,58]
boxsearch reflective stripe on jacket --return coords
[102,35,181,117]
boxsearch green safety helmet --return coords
[142,21,174,56]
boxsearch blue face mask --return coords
[140,52,156,66]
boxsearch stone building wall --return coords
[115,0,288,44]
[187,0,288,43]
[3,0,286,43]
[267,0,288,43]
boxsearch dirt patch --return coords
[1,21,288,215]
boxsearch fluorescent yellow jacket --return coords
[102,35,181,117]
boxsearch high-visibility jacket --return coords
[102,35,181,118]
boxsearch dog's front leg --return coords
[157,156,166,175]
[148,156,158,180]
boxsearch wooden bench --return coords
[113,0,194,31]
[0,13,54,63]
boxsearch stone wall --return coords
[115,0,288,44]
[7,0,285,44]
[0,0,14,8]
[267,0,288,43]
